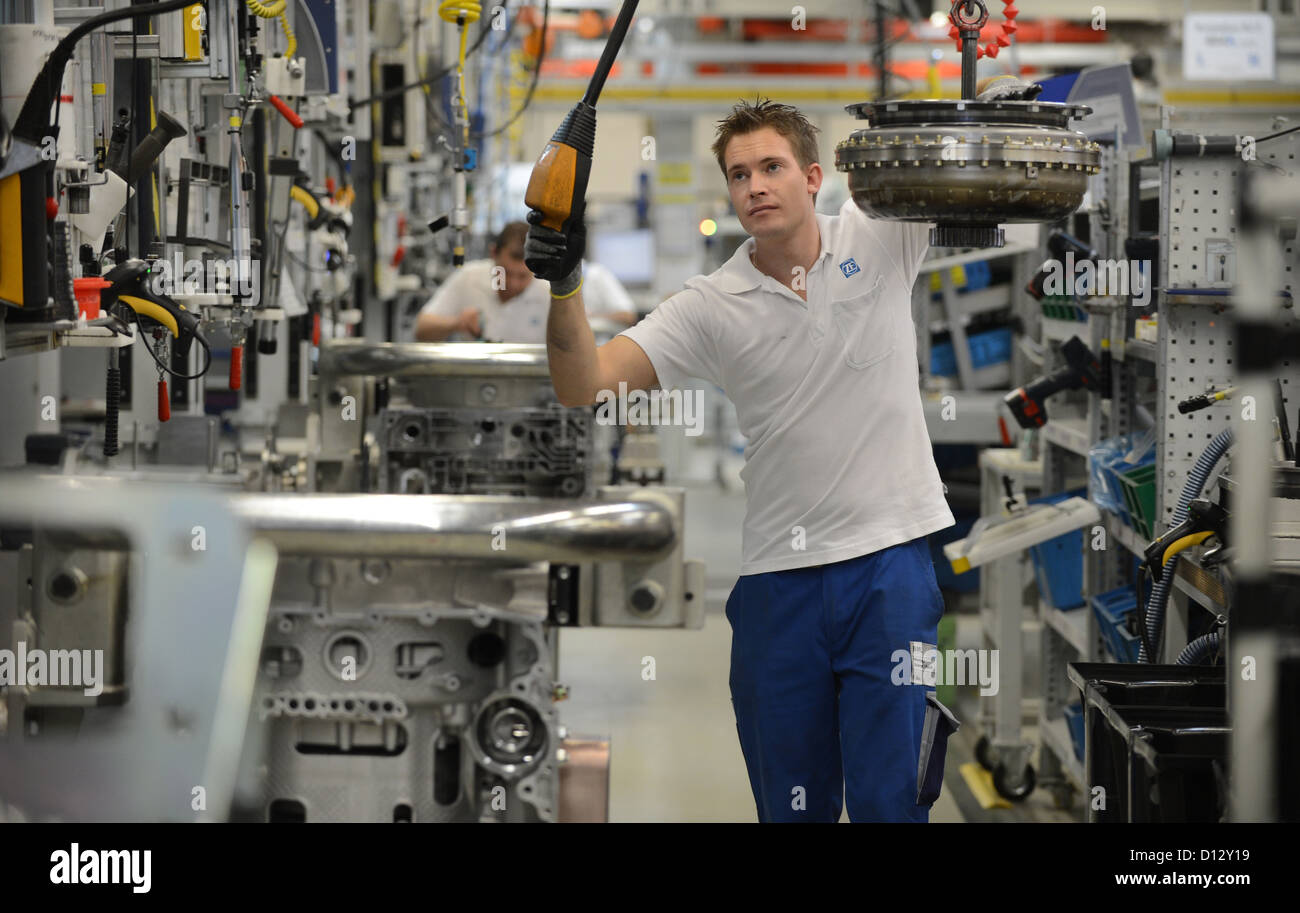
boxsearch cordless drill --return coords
[1025,230,1099,301]
[1004,336,1103,428]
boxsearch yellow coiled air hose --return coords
[246,0,296,59]
[438,0,482,148]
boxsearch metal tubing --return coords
[318,340,553,378]
[225,0,251,302]
[12,478,678,562]
[230,493,677,560]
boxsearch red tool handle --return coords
[157,378,170,422]
[230,344,243,391]
[269,94,304,129]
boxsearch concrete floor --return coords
[557,481,1082,823]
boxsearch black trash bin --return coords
[1066,663,1226,823]
[1128,719,1229,823]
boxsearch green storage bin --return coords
[1041,298,1086,321]
[1116,463,1157,540]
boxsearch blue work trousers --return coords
[724,537,955,822]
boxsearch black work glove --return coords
[525,206,586,296]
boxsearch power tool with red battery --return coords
[1004,336,1103,428]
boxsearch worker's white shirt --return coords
[619,198,954,575]
[419,260,632,343]
[583,262,636,316]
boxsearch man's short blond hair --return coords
[711,97,821,177]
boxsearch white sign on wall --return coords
[1183,13,1275,81]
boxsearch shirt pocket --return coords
[830,273,895,370]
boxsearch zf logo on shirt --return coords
[839,258,861,278]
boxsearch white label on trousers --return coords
[910,641,938,687]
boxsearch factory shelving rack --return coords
[1027,111,1299,809]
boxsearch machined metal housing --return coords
[836,99,1102,248]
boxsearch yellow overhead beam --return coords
[528,84,899,104]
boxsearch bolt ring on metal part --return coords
[950,0,988,30]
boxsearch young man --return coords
[416,221,636,343]
[526,99,957,822]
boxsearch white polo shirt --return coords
[619,198,954,576]
[419,260,633,343]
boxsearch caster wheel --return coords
[993,762,1036,801]
[975,735,994,771]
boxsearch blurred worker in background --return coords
[416,221,637,343]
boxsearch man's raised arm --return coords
[545,285,657,406]
[526,221,657,406]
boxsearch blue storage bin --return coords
[1091,585,1142,663]
[964,259,991,291]
[970,327,1012,369]
[1064,701,1086,762]
[930,327,1013,377]
[1089,436,1130,518]
[1091,440,1155,531]
[930,340,957,376]
[1028,489,1086,609]
[929,260,991,297]
[1031,533,1085,609]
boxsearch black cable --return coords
[1134,566,1156,664]
[421,67,456,139]
[582,0,637,106]
[284,247,334,273]
[128,307,214,380]
[472,0,525,126]
[52,73,63,136]
[348,17,496,111]
[424,0,549,141]
[1258,124,1300,144]
[13,0,198,141]
[350,66,464,110]
[486,0,548,137]
[311,127,351,185]
[126,27,136,260]
[265,200,294,298]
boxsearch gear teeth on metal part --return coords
[930,224,1006,249]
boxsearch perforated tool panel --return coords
[1157,116,1299,528]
